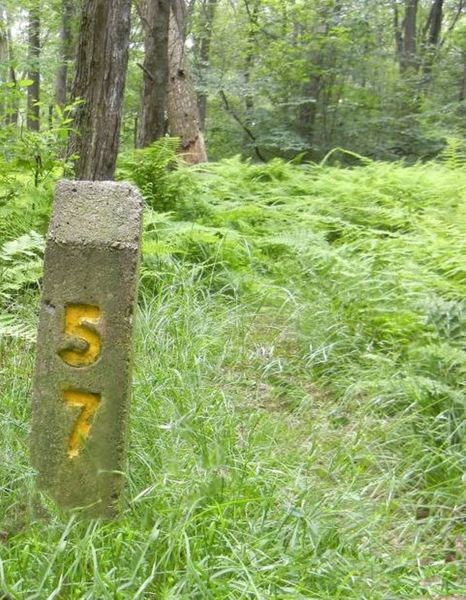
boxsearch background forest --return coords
[1,0,466,165]
[1,0,466,598]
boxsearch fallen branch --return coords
[219,90,266,162]
[137,62,155,82]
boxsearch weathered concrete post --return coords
[31,181,143,517]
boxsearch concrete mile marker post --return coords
[31,181,143,518]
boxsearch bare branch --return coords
[219,90,266,162]
[440,0,465,47]
[137,61,155,82]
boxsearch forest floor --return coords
[0,157,465,598]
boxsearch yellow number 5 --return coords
[58,304,102,367]
[63,390,101,458]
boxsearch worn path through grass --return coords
[0,158,465,598]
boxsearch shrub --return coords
[118,137,200,215]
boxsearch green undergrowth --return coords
[0,157,465,597]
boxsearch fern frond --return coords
[0,313,36,342]
[0,230,45,262]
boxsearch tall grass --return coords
[0,157,465,597]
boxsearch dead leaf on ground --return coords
[455,536,465,557]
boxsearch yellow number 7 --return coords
[63,390,101,458]
[58,304,102,367]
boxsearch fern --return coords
[440,137,466,169]
[117,138,200,214]
[0,231,44,341]
[1,230,45,261]
[0,231,44,299]
[0,313,36,342]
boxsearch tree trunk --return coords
[196,0,218,131]
[400,0,419,72]
[459,51,466,102]
[27,3,41,131]
[0,5,7,72]
[6,10,18,126]
[426,0,443,47]
[68,0,132,181]
[0,5,8,120]
[55,0,75,108]
[136,0,171,148]
[393,1,403,62]
[167,0,207,164]
[243,0,260,130]
[299,74,321,147]
[298,1,342,152]
[421,0,443,87]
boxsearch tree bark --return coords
[243,0,260,121]
[426,0,444,47]
[298,2,342,151]
[0,6,8,121]
[55,0,75,108]
[459,51,466,102]
[68,0,132,181]
[299,74,321,146]
[27,3,41,131]
[5,10,18,126]
[420,0,443,85]
[136,0,171,148]
[400,0,419,72]
[167,0,208,164]
[196,0,218,131]
[393,1,403,63]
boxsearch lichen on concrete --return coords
[31,180,143,518]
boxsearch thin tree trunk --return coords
[55,0,75,108]
[219,89,265,161]
[68,0,132,180]
[6,11,18,126]
[299,74,321,146]
[0,5,7,73]
[0,5,8,121]
[298,1,342,155]
[400,0,419,73]
[27,3,41,131]
[393,1,403,63]
[439,0,465,49]
[421,0,443,87]
[243,0,260,129]
[196,0,218,131]
[167,0,207,164]
[459,51,466,102]
[136,0,171,148]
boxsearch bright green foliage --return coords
[0,231,44,342]
[190,0,466,162]
[2,0,466,164]
[1,158,465,597]
[118,138,199,213]
[440,136,466,169]
[0,102,79,187]
[0,231,44,298]
[0,172,51,342]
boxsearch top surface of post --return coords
[48,180,143,247]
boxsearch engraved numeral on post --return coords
[58,304,102,367]
[63,390,101,459]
